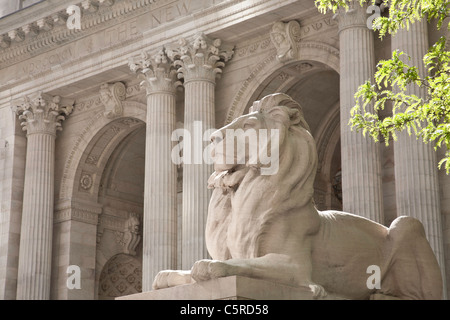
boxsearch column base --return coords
[116,276,347,300]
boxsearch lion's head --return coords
[209,93,317,205]
[206,93,318,259]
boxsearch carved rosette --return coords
[100,82,126,119]
[129,47,181,95]
[270,20,301,63]
[167,32,234,83]
[12,92,74,136]
[333,1,370,32]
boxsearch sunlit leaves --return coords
[315,0,450,173]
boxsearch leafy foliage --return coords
[315,0,450,173]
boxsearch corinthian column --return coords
[168,33,234,269]
[334,2,384,223]
[13,92,73,300]
[391,20,446,283]
[129,48,181,291]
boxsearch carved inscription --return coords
[103,19,138,47]
[150,0,192,27]
[21,47,73,75]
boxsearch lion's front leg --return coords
[152,270,193,290]
[190,253,327,298]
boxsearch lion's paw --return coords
[152,270,192,290]
[309,284,327,299]
[191,259,233,282]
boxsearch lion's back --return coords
[310,211,389,298]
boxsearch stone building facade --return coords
[0,0,448,299]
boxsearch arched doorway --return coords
[53,101,148,300]
[95,124,146,299]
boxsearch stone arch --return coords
[97,253,142,300]
[58,101,146,203]
[313,102,342,210]
[225,40,340,124]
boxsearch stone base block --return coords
[116,276,347,300]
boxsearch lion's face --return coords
[210,108,289,176]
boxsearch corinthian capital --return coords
[167,32,234,83]
[12,92,74,135]
[129,47,182,95]
[333,0,370,32]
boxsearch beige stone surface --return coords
[117,276,346,300]
[0,0,448,300]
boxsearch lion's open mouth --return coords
[208,165,248,191]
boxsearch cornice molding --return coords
[0,0,157,68]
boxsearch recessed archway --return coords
[233,53,342,211]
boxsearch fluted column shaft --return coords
[168,33,233,269]
[336,2,384,222]
[13,92,73,300]
[182,79,215,269]
[392,20,446,277]
[18,133,55,299]
[145,92,177,290]
[129,48,181,291]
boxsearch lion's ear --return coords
[288,108,301,126]
[287,106,311,131]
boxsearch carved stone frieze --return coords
[54,201,102,225]
[0,0,158,67]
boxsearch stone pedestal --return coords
[116,276,346,300]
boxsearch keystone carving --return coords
[115,212,141,256]
[270,20,301,63]
[99,82,126,119]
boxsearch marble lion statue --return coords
[153,93,443,300]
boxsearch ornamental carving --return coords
[270,20,301,62]
[167,32,234,83]
[99,82,126,119]
[129,47,182,94]
[98,254,142,299]
[80,173,93,190]
[113,212,141,256]
[12,91,74,135]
